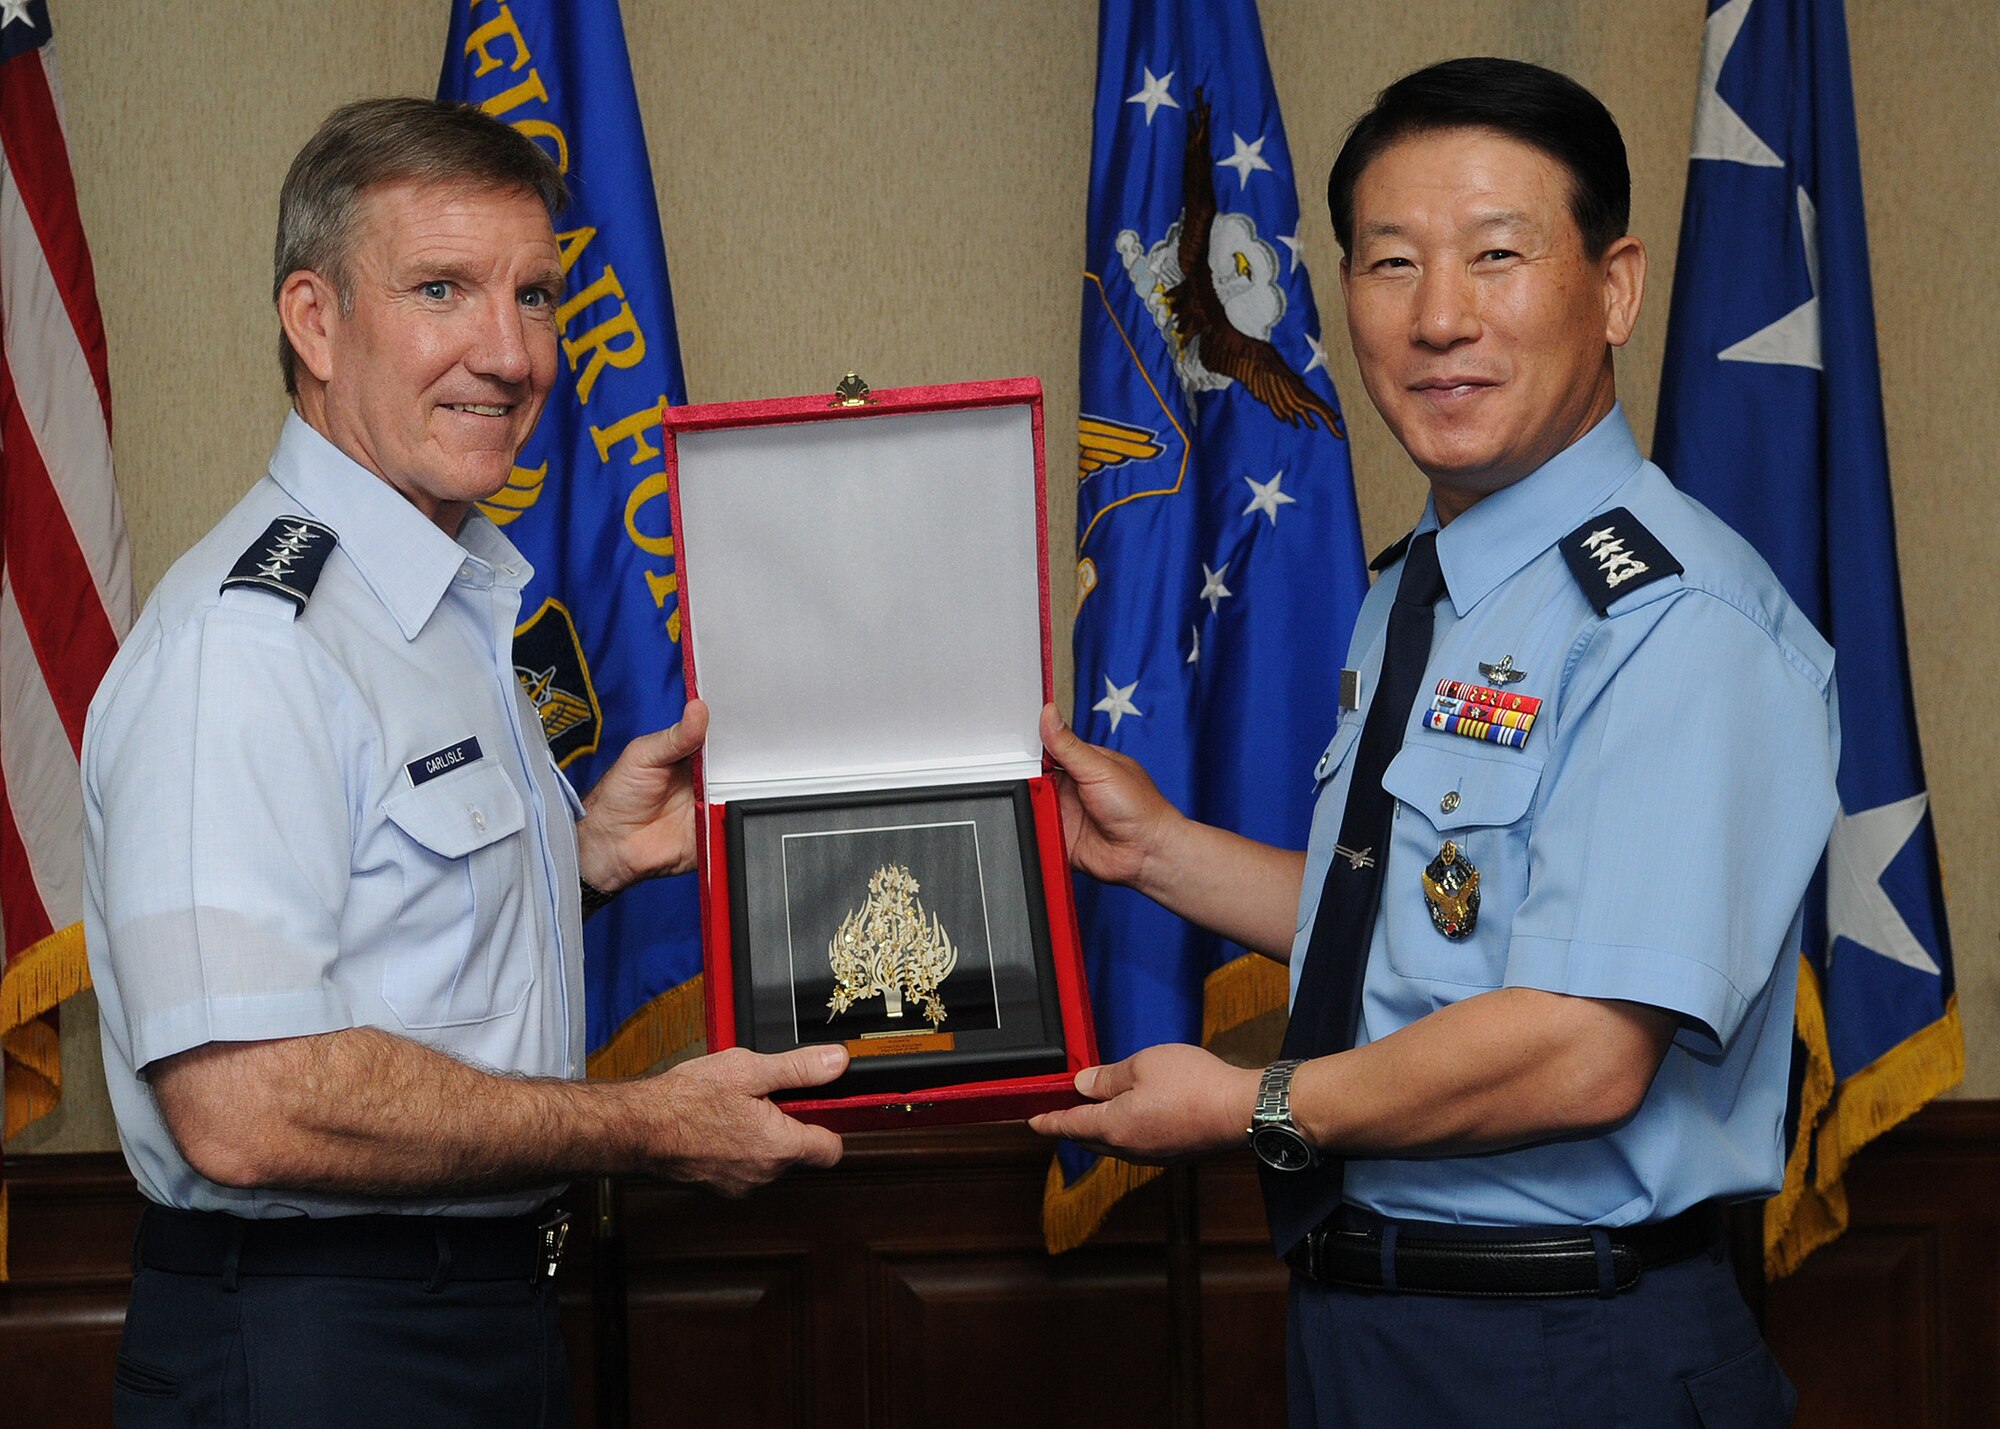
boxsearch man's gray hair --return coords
[273,96,568,395]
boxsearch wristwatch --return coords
[1248,1058,1317,1171]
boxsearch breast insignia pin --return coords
[1478,655,1526,686]
[1421,841,1480,940]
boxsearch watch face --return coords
[1251,1125,1315,1172]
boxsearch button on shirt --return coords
[83,413,587,1218]
[1292,405,1839,1228]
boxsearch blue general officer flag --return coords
[1655,0,1960,1275]
[1046,0,1366,1250]
[440,0,703,1072]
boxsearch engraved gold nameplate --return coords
[1421,840,1480,940]
[827,863,958,1028]
[847,1030,958,1059]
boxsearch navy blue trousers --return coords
[113,1264,572,1428]
[1286,1238,1794,1428]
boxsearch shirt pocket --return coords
[1378,742,1542,987]
[379,761,534,1028]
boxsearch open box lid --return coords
[666,380,1051,805]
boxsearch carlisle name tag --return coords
[407,737,484,787]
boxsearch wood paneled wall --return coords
[4,1104,1995,1428]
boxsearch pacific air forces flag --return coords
[440,0,702,1074]
[1046,0,1366,1251]
[1654,0,1961,1276]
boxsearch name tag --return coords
[406,737,483,786]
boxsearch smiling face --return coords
[1338,127,1645,522]
[282,178,562,533]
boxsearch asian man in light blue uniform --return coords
[1032,59,1837,1427]
[83,99,846,1428]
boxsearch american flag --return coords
[0,0,131,1269]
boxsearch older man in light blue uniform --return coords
[1032,59,1837,1427]
[84,99,844,1429]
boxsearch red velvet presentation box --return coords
[664,378,1097,1132]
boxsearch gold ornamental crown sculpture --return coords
[826,864,958,1029]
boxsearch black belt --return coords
[135,1203,570,1290]
[1284,1202,1720,1298]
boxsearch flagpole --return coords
[1167,1162,1205,1427]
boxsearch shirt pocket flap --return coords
[1313,719,1363,784]
[382,762,528,859]
[1381,742,1541,832]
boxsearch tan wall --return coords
[11,0,1995,1157]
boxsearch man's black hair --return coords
[1327,58,1630,259]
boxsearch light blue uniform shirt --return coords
[83,414,587,1218]
[1291,406,1839,1228]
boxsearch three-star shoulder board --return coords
[1559,507,1682,614]
[221,517,339,611]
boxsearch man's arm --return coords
[1041,706,1305,960]
[1028,988,1676,1164]
[151,1028,846,1200]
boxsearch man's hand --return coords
[636,1044,849,1198]
[578,699,709,893]
[1040,703,1184,891]
[1040,703,1306,960]
[1028,1044,1258,1165]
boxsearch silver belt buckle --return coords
[536,1210,571,1285]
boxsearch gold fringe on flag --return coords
[0,922,92,1138]
[1042,953,1290,1255]
[1765,956,1963,1279]
[585,975,707,1080]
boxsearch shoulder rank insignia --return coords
[1369,529,1415,572]
[221,517,338,610]
[1559,507,1682,614]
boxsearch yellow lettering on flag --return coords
[463,4,531,76]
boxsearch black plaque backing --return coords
[724,781,1067,1100]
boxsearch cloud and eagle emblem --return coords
[1114,89,1342,437]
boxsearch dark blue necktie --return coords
[1260,531,1446,1255]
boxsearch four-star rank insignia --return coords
[221,517,338,610]
[1421,840,1480,940]
[512,598,603,767]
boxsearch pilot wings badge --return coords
[826,864,959,1029]
[1420,841,1480,941]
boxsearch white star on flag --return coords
[1217,131,1272,191]
[0,0,35,30]
[1826,791,1939,975]
[1692,0,1783,167]
[1093,675,1143,732]
[1198,561,1233,613]
[1187,625,1201,666]
[1126,67,1179,125]
[1303,331,1328,375]
[1242,471,1296,526]
[1278,233,1305,272]
[1719,187,1821,370]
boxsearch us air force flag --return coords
[1654,0,1960,1276]
[440,0,703,1073]
[1046,0,1367,1251]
